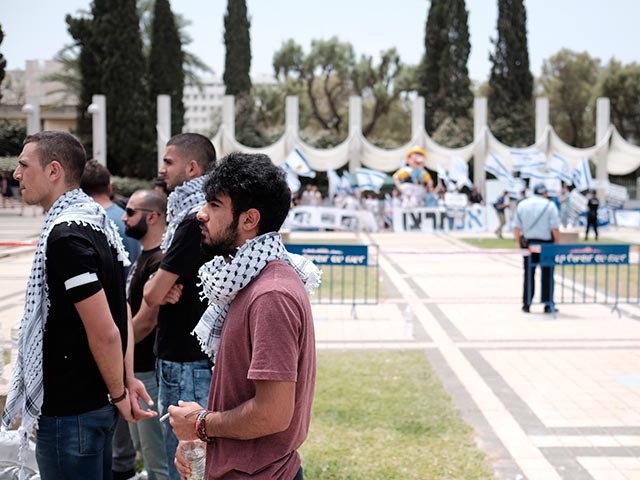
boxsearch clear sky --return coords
[1,0,639,82]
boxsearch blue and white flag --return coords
[284,170,301,196]
[572,157,592,192]
[285,148,316,178]
[507,178,526,199]
[341,172,355,194]
[548,153,573,185]
[484,152,513,181]
[355,168,387,193]
[511,149,546,172]
[327,168,341,201]
[448,156,472,189]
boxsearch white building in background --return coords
[182,76,225,135]
[0,60,78,132]
[182,73,276,136]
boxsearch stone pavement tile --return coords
[443,302,640,341]
[578,457,629,480]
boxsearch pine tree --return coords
[0,25,6,104]
[148,0,185,136]
[97,0,155,177]
[417,0,473,146]
[223,0,252,95]
[488,0,534,146]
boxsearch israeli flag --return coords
[507,178,526,199]
[327,168,341,200]
[437,164,456,191]
[484,152,513,181]
[284,170,301,196]
[548,153,573,185]
[285,148,316,178]
[511,149,546,172]
[341,172,355,194]
[572,157,592,192]
[355,168,387,193]
[448,156,472,188]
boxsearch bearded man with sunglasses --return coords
[121,189,170,480]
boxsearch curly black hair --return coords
[204,152,291,235]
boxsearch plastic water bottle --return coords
[182,440,206,480]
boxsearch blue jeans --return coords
[157,359,211,480]
[129,369,170,480]
[36,404,118,480]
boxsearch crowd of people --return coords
[3,131,319,480]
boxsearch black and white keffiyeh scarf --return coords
[193,232,321,361]
[161,175,206,252]
[1,189,130,446]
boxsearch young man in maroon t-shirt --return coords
[169,152,316,479]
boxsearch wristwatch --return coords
[108,389,127,405]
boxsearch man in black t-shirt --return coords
[121,189,170,480]
[4,131,155,479]
[585,189,600,241]
[143,133,216,479]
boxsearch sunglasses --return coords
[125,207,157,217]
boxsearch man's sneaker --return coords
[544,305,558,314]
[522,305,530,313]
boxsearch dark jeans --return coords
[294,466,304,480]
[585,215,598,240]
[36,404,118,480]
[523,240,554,307]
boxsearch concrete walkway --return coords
[1,207,640,479]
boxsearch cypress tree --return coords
[417,0,446,134]
[417,0,473,146]
[67,10,103,152]
[488,0,534,146]
[148,0,184,136]
[223,0,252,95]
[98,0,155,177]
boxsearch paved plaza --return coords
[1,205,640,479]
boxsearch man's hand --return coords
[175,441,195,479]
[114,389,136,422]
[164,283,184,304]
[168,400,203,441]
[127,376,158,421]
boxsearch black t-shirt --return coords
[42,222,128,416]
[587,197,599,217]
[127,246,163,372]
[156,213,209,362]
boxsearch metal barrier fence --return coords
[285,244,379,307]
[530,244,639,316]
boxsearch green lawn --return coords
[300,351,493,480]
[462,236,636,249]
[555,264,639,302]
[315,265,382,303]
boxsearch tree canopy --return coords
[540,49,599,147]
[148,0,185,135]
[488,0,534,146]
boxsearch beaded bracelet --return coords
[194,409,213,442]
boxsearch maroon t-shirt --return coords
[205,260,316,479]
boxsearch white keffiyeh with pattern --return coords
[193,232,321,361]
[161,176,206,252]
[1,189,129,449]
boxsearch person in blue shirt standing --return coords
[513,183,560,314]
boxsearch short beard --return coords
[125,217,148,240]
[199,217,240,259]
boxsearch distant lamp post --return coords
[22,96,41,135]
[88,94,107,166]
